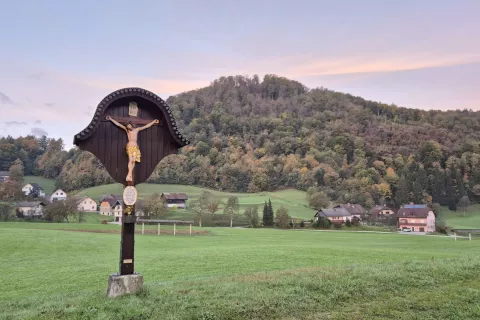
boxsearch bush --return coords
[333,222,343,229]
[345,219,352,227]
[101,220,108,224]
[300,221,305,228]
[312,217,331,229]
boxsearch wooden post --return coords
[189,224,192,235]
[119,181,136,275]
[174,223,176,236]
[454,232,457,241]
[142,222,144,235]
[469,233,472,241]
[157,222,160,236]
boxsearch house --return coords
[370,205,395,220]
[160,193,188,209]
[334,204,365,220]
[22,183,45,197]
[397,204,436,233]
[0,171,9,183]
[314,207,352,223]
[99,194,144,223]
[17,201,45,217]
[75,196,97,212]
[99,194,122,216]
[50,189,67,202]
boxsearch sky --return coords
[0,0,479,149]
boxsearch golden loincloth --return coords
[126,145,141,162]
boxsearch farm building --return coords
[333,204,365,219]
[314,207,351,223]
[370,205,395,220]
[17,201,45,217]
[397,204,435,232]
[161,193,188,209]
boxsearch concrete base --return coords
[106,273,144,298]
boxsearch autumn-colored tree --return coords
[143,193,168,218]
[275,207,290,229]
[8,158,24,183]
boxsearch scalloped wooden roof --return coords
[73,87,189,146]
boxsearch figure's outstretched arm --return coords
[106,115,126,130]
[138,119,159,131]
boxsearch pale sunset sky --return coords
[0,0,479,149]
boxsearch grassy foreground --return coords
[1,223,480,319]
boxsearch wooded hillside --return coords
[2,74,480,210]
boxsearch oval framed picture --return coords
[123,186,138,206]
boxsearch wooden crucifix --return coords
[73,88,189,285]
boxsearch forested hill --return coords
[2,74,480,210]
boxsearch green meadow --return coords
[1,223,480,319]
[23,176,56,194]
[75,183,317,220]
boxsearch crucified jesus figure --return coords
[106,115,159,182]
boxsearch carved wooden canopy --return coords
[73,87,189,185]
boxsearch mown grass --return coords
[1,224,479,319]
[439,204,480,229]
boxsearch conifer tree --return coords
[262,201,269,226]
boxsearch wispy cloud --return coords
[31,127,48,137]
[5,121,27,126]
[34,120,42,124]
[282,53,480,78]
[44,102,54,107]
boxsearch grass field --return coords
[1,222,480,319]
[75,183,317,220]
[438,204,480,229]
[23,175,56,194]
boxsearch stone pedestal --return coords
[106,273,144,298]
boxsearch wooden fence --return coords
[136,219,195,236]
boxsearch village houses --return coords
[369,205,395,221]
[75,196,97,212]
[397,204,436,233]
[99,194,144,223]
[47,189,68,202]
[17,201,45,217]
[22,183,45,197]
[314,204,365,224]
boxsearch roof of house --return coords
[17,201,45,207]
[370,205,393,215]
[335,204,365,215]
[0,171,9,176]
[73,196,96,205]
[315,207,351,217]
[100,194,122,201]
[396,204,431,218]
[24,183,43,190]
[161,193,188,200]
